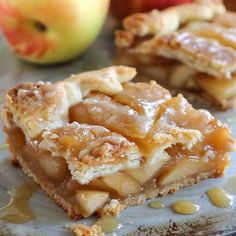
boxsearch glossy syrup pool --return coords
[172,200,200,215]
[96,215,121,233]
[207,187,233,208]
[0,181,38,224]
[148,201,165,209]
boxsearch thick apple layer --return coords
[6,124,224,219]
[4,122,230,219]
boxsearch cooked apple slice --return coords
[87,178,112,192]
[157,158,208,187]
[169,64,197,88]
[37,154,70,181]
[76,190,109,217]
[196,74,236,101]
[123,151,170,185]
[102,173,141,197]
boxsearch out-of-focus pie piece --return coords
[213,11,236,28]
[2,66,234,219]
[122,0,225,37]
[115,0,236,109]
[182,22,236,56]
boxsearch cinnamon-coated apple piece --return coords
[76,190,109,217]
[102,173,141,197]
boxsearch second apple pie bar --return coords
[2,66,234,219]
[115,0,236,109]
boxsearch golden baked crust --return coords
[123,0,225,37]
[38,122,141,184]
[115,30,135,48]
[70,83,203,165]
[66,224,104,236]
[183,22,236,49]
[213,11,236,28]
[133,32,236,79]
[5,66,136,139]
[5,82,67,140]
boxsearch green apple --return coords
[0,0,110,64]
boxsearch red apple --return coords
[110,0,193,20]
[0,0,110,64]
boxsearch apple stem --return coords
[33,21,47,32]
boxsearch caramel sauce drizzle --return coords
[149,201,165,209]
[96,215,120,233]
[172,200,200,215]
[0,181,38,224]
[207,188,233,208]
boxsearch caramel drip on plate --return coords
[224,176,236,195]
[96,215,120,233]
[0,181,38,223]
[148,201,165,209]
[0,144,9,152]
[207,188,233,208]
[172,200,200,215]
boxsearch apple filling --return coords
[114,3,236,109]
[2,66,234,219]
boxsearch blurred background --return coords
[0,0,235,92]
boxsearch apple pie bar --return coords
[115,0,236,109]
[2,66,234,219]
